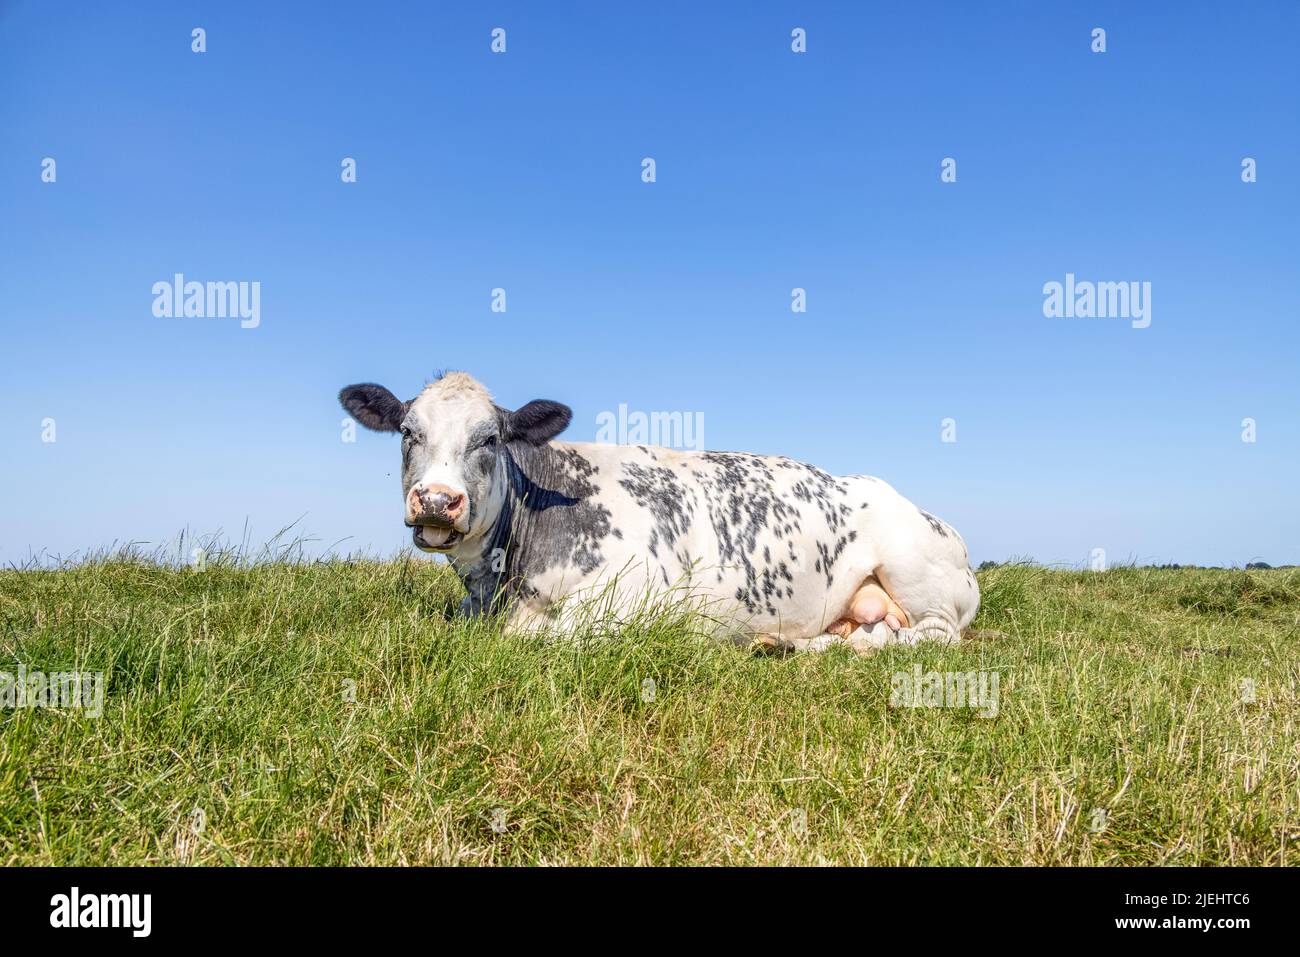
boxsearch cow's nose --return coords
[417,487,460,513]
[443,491,466,519]
[411,484,467,523]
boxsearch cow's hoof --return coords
[847,621,894,653]
[897,621,959,646]
[750,635,791,657]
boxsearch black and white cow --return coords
[340,372,979,652]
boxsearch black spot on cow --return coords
[691,452,856,613]
[695,452,781,612]
[617,462,695,559]
[454,442,615,616]
[918,508,950,537]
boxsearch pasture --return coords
[1,555,1296,865]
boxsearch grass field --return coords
[1,554,1296,865]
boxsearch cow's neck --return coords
[450,441,583,617]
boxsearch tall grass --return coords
[0,555,1296,865]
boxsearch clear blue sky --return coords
[2,1,1297,568]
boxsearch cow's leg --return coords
[865,495,981,644]
[505,602,558,636]
[749,634,792,655]
[893,616,962,646]
[751,574,924,655]
[750,630,859,655]
[779,633,852,654]
[838,579,966,649]
[781,626,898,655]
[780,621,898,655]
[846,620,897,652]
[874,561,978,647]
[792,573,945,654]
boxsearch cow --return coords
[339,372,980,653]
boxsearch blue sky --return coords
[2,1,1297,568]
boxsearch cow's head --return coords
[339,372,571,553]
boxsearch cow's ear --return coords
[505,400,572,445]
[339,383,407,433]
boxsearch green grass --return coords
[1,556,1297,865]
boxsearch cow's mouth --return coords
[412,524,461,551]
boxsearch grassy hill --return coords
[1,558,1296,865]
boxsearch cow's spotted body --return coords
[340,373,979,651]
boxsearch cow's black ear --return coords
[339,383,407,433]
[505,400,572,445]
